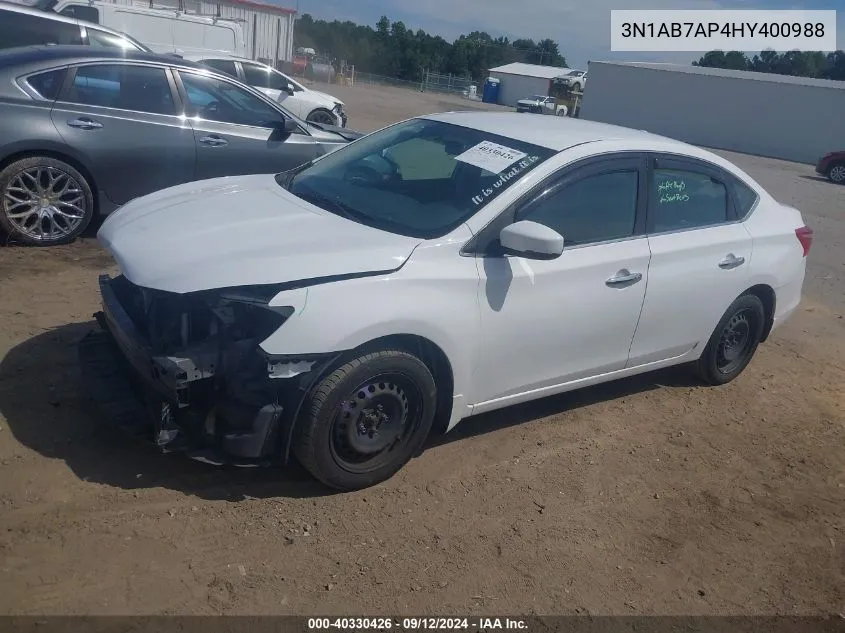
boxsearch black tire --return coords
[695,294,765,385]
[0,156,94,246]
[306,108,337,125]
[827,161,845,184]
[293,349,437,491]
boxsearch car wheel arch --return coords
[278,332,456,465]
[742,284,776,342]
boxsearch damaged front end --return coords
[79,274,334,466]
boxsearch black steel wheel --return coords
[0,156,94,246]
[695,294,765,385]
[293,349,437,491]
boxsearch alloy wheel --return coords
[307,110,337,125]
[829,164,845,183]
[3,166,87,242]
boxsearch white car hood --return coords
[308,89,343,107]
[97,175,420,294]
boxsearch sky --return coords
[283,0,844,69]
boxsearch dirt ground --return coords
[0,83,843,616]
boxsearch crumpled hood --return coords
[98,175,421,294]
[517,99,540,105]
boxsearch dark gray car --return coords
[0,46,363,245]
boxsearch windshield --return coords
[282,118,555,239]
[566,70,582,76]
[531,95,547,101]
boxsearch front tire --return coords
[0,156,94,246]
[306,108,337,125]
[695,294,765,385]
[827,162,845,184]
[293,349,437,491]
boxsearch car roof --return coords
[182,53,256,64]
[422,111,677,152]
[0,45,206,70]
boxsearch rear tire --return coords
[293,349,437,491]
[0,156,94,246]
[695,294,765,385]
[827,161,845,184]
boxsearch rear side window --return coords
[733,178,759,218]
[651,168,728,233]
[26,68,66,100]
[67,64,176,115]
[0,9,83,49]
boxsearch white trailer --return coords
[580,60,845,165]
[41,0,296,64]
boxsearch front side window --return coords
[67,64,175,115]
[180,72,282,127]
[241,63,289,91]
[651,168,728,232]
[519,170,639,246]
[0,10,83,48]
[284,118,555,239]
[26,68,66,100]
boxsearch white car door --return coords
[469,155,652,410]
[626,155,753,367]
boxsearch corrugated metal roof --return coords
[489,62,571,79]
[219,0,296,15]
[588,60,845,90]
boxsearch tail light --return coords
[795,226,813,257]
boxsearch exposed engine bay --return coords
[79,274,336,466]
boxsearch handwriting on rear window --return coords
[657,179,690,204]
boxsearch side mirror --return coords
[499,220,564,259]
[268,118,297,133]
[284,83,295,96]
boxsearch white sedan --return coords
[186,54,348,127]
[84,112,812,491]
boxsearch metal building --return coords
[488,62,569,107]
[580,61,845,165]
[102,0,296,64]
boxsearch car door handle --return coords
[66,117,103,130]
[718,254,746,269]
[199,135,228,147]
[605,269,643,286]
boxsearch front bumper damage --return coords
[78,275,336,467]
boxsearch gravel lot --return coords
[0,83,843,616]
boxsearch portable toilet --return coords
[482,77,500,104]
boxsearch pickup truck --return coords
[515,95,568,116]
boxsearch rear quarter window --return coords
[732,178,759,219]
[26,68,67,100]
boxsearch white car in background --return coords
[559,69,587,91]
[186,54,348,127]
[83,113,812,492]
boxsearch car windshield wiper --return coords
[294,187,366,223]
